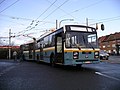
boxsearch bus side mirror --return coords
[101,24,104,31]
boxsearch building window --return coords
[103,45,105,48]
[112,44,116,48]
[112,41,116,43]
[113,49,116,54]
[107,45,110,47]
[117,40,120,43]
[108,50,111,53]
[99,46,101,48]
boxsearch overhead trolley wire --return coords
[34,0,70,29]
[0,0,20,13]
[19,0,58,35]
[46,0,76,20]
[95,16,120,22]
[0,0,6,5]
[59,0,104,20]
[72,0,104,13]
[41,0,69,21]
[11,0,70,38]
[0,14,55,24]
[27,0,70,32]
[89,15,120,25]
[0,14,33,21]
[35,0,57,20]
[29,0,57,26]
[18,0,69,35]
[0,18,25,26]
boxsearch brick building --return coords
[0,46,20,59]
[98,32,120,55]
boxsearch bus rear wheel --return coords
[50,54,55,67]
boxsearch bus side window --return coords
[37,41,40,49]
[51,35,55,46]
[44,36,49,48]
[48,34,53,47]
[57,37,62,53]
[40,40,44,48]
[71,36,77,45]
[66,34,71,47]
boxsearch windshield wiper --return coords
[88,42,94,50]
[82,35,94,50]
[75,44,81,50]
[70,43,81,50]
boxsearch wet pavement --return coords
[0,56,120,90]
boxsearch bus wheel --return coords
[50,55,55,67]
[36,60,40,64]
[76,64,82,68]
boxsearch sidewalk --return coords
[0,59,21,63]
[101,56,120,64]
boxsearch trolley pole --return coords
[9,29,11,60]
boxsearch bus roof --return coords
[21,24,96,45]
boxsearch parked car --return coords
[100,50,109,60]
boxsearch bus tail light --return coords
[73,51,79,59]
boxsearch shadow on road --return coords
[56,65,97,72]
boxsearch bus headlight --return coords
[73,51,79,59]
[94,51,99,58]
[95,51,99,55]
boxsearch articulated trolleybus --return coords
[20,25,103,66]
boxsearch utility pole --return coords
[9,29,11,59]
[56,20,58,29]
[86,18,88,26]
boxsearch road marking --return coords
[0,66,16,76]
[95,72,120,82]
[0,63,20,77]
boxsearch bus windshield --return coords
[65,31,98,49]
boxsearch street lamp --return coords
[59,19,74,28]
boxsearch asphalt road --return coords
[0,58,120,90]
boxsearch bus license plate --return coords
[85,61,91,64]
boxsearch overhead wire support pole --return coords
[86,18,88,26]
[9,29,11,60]
[56,20,58,29]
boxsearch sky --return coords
[0,0,120,45]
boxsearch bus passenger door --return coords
[55,33,64,64]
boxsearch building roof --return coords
[0,46,20,49]
[98,36,106,42]
[99,32,120,42]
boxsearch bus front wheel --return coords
[76,64,82,68]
